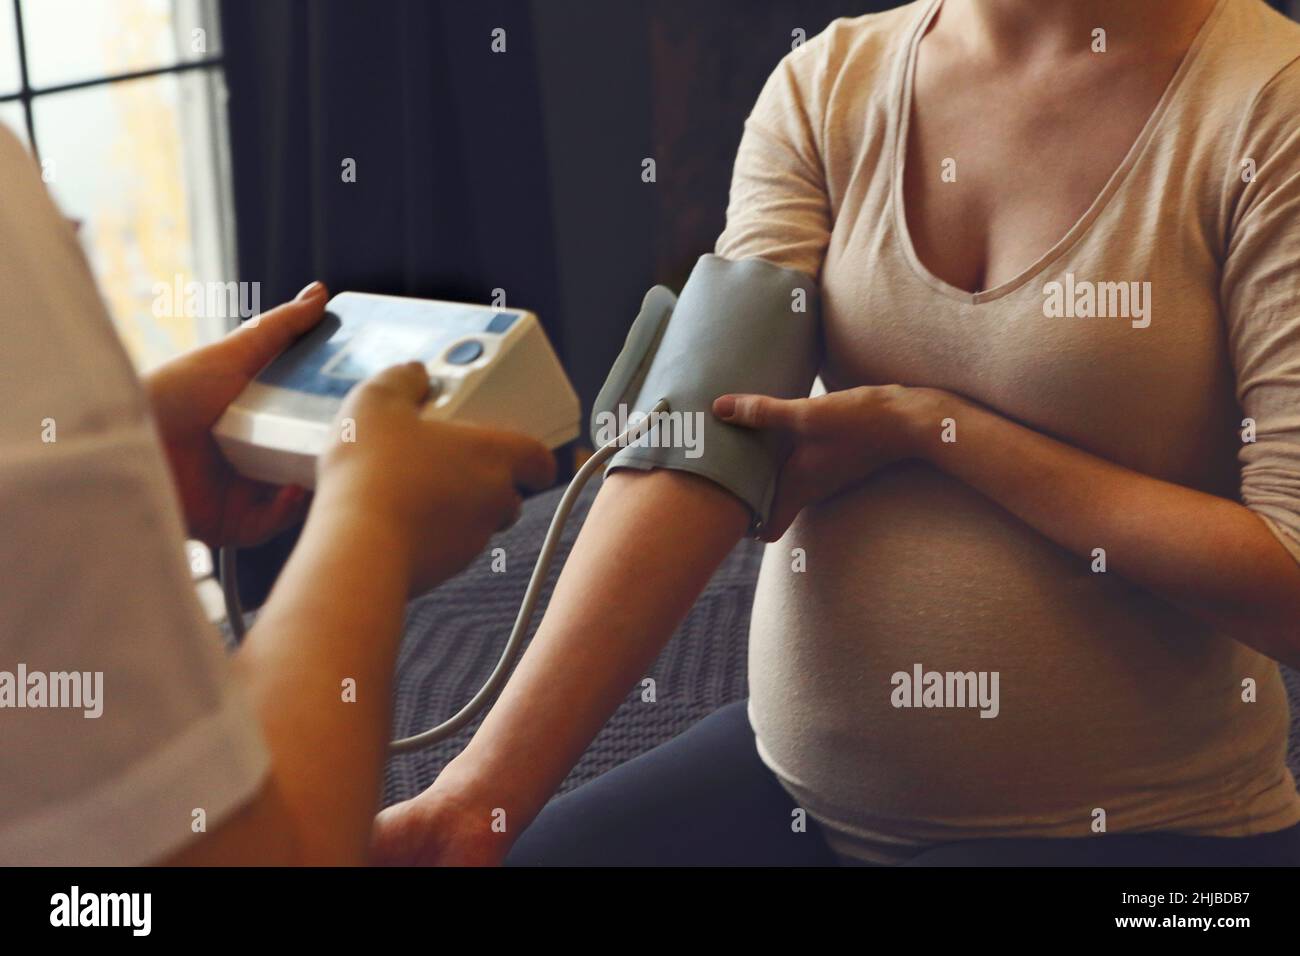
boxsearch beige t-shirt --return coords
[718,0,1300,862]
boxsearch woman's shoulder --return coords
[1203,0,1300,194]
[787,2,923,78]
[757,2,925,127]
[809,3,925,59]
[1209,0,1300,107]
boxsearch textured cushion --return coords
[383,484,1300,806]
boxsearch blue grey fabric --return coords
[382,483,1300,809]
[506,701,842,866]
[590,254,820,533]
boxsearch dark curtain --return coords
[219,0,562,331]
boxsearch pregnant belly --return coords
[746,461,1287,832]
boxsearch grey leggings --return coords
[506,700,1300,867]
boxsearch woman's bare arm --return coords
[912,390,1300,663]
[372,467,750,864]
[167,506,413,866]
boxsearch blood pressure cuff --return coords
[591,254,820,533]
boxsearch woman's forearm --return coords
[435,468,750,834]
[228,497,413,863]
[907,389,1300,663]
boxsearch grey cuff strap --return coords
[590,253,820,532]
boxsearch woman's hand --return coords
[144,281,331,548]
[713,384,937,541]
[370,782,511,867]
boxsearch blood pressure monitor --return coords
[214,292,581,488]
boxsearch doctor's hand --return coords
[317,362,557,595]
[713,385,939,542]
[145,281,331,548]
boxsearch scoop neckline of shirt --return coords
[888,0,1228,307]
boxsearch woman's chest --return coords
[902,57,1180,297]
[818,210,1236,483]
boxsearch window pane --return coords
[0,101,27,145]
[34,68,235,368]
[0,1,19,95]
[21,0,222,90]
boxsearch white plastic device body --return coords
[214,292,581,488]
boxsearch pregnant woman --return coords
[375,0,1300,865]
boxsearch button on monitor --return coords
[445,340,485,365]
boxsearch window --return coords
[0,0,236,369]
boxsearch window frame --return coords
[0,0,241,344]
